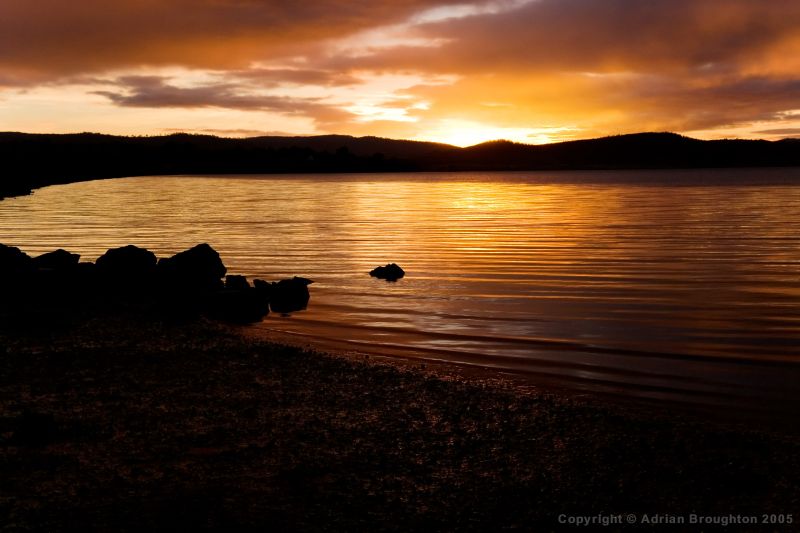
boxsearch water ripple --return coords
[3,169,800,410]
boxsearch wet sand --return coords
[248,323,800,429]
[2,315,799,530]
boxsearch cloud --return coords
[339,0,800,75]
[232,68,361,87]
[395,70,800,138]
[96,76,296,110]
[319,0,800,137]
[2,0,800,141]
[0,0,459,83]
[753,128,800,136]
[95,75,355,126]
[617,77,800,132]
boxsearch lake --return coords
[3,169,800,416]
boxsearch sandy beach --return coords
[2,313,799,530]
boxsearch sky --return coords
[1,0,799,146]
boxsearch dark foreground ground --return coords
[1,316,799,531]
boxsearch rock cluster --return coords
[0,242,312,323]
[369,263,405,282]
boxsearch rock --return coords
[95,245,157,303]
[270,276,313,314]
[96,245,157,279]
[157,243,227,292]
[208,288,270,323]
[253,278,271,293]
[31,249,80,270]
[0,244,33,289]
[0,244,34,304]
[155,244,228,316]
[0,240,313,322]
[0,243,33,273]
[73,262,99,290]
[369,263,405,281]
[207,276,273,322]
[209,275,266,323]
[23,250,88,305]
[225,275,250,290]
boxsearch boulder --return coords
[208,287,270,323]
[253,278,272,293]
[0,244,34,303]
[157,243,226,292]
[96,245,157,279]
[0,243,32,268]
[0,243,33,278]
[21,249,86,305]
[207,276,272,323]
[0,240,314,322]
[73,262,99,290]
[253,278,274,302]
[225,275,250,290]
[31,249,80,270]
[369,263,405,281]
[270,277,313,314]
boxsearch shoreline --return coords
[244,323,800,434]
[3,314,799,530]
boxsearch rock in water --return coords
[225,275,250,290]
[208,287,269,323]
[31,249,80,270]
[0,241,289,321]
[96,245,157,279]
[0,243,34,303]
[28,249,85,303]
[207,275,268,323]
[270,277,313,314]
[0,243,33,277]
[253,278,272,294]
[93,245,158,302]
[369,263,405,281]
[157,243,227,292]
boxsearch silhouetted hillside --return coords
[2,131,799,198]
[422,133,800,170]
[247,135,456,158]
[0,132,431,199]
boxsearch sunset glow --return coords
[2,0,800,144]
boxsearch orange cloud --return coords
[320,0,800,139]
[339,0,800,75]
[2,0,800,143]
[0,0,459,84]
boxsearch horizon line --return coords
[2,130,799,150]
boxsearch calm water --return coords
[3,169,800,414]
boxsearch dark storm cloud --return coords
[338,0,800,75]
[599,76,800,132]
[0,0,458,83]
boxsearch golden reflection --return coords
[3,171,800,370]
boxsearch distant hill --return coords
[1,131,799,199]
[246,134,456,159]
[425,133,800,171]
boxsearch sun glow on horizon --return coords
[413,119,579,147]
